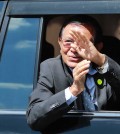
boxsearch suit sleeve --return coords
[103,56,120,88]
[26,61,72,131]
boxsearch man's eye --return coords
[65,40,73,43]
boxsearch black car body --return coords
[0,0,120,133]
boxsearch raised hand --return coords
[69,25,105,66]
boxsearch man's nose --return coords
[70,43,77,52]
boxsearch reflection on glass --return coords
[0,2,3,11]
[0,18,39,110]
[0,2,3,18]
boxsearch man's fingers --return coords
[74,69,89,82]
[73,60,91,77]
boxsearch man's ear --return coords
[58,38,62,54]
[95,42,103,52]
[58,37,62,48]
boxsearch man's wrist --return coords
[69,83,83,96]
[65,87,77,105]
[94,53,106,67]
[97,55,108,73]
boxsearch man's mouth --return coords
[69,56,82,62]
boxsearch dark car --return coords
[0,0,120,134]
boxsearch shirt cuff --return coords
[65,87,77,105]
[97,57,109,74]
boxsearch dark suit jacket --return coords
[26,55,120,131]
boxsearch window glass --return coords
[0,18,39,110]
[0,2,4,19]
[0,2,3,11]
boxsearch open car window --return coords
[39,15,120,113]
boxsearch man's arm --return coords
[102,56,120,88]
[26,61,72,131]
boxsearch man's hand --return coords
[70,26,106,67]
[70,60,90,96]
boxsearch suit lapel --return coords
[62,61,73,85]
[94,73,108,110]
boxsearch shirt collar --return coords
[88,64,97,75]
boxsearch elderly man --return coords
[26,15,120,131]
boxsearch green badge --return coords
[97,79,103,85]
[94,74,104,89]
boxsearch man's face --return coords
[58,23,94,68]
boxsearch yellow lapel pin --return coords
[97,79,103,86]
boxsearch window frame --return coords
[7,0,120,15]
[0,1,8,31]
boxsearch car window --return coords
[0,2,4,20]
[0,18,39,110]
[0,2,3,11]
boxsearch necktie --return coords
[82,65,98,112]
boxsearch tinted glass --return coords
[0,2,4,18]
[0,2,3,11]
[0,18,39,110]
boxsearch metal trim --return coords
[33,17,44,89]
[0,1,8,30]
[6,1,120,16]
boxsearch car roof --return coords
[7,0,120,16]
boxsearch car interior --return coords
[41,14,120,66]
